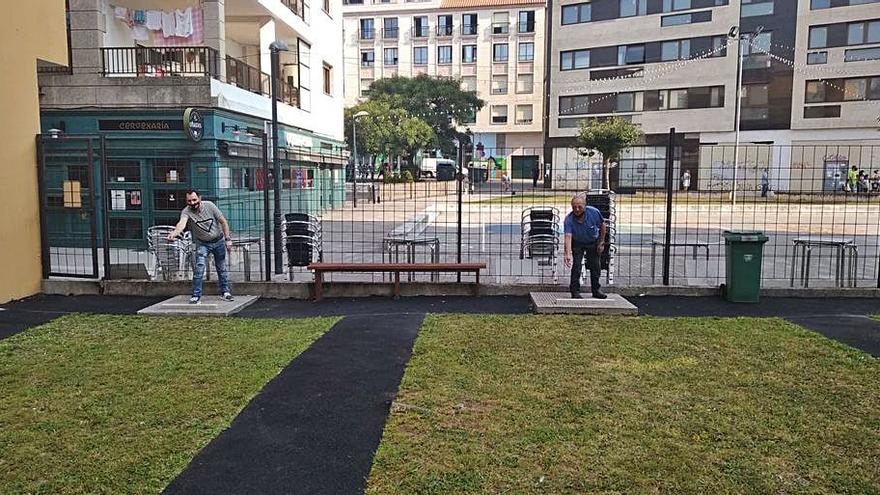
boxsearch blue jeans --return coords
[192,237,230,298]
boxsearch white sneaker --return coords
[221,292,234,301]
[189,296,201,305]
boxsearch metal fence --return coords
[38,135,880,289]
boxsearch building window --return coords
[493,43,509,62]
[807,51,827,64]
[561,49,590,70]
[847,21,880,46]
[413,46,428,65]
[809,26,827,49]
[361,50,375,67]
[153,159,188,183]
[844,78,868,100]
[660,88,689,109]
[492,75,508,94]
[462,13,477,35]
[383,48,398,66]
[518,10,535,33]
[710,35,728,57]
[518,42,535,61]
[845,47,880,62]
[620,0,647,17]
[661,11,711,26]
[618,44,646,65]
[322,63,332,95]
[810,0,830,8]
[742,32,771,68]
[437,15,453,36]
[741,83,769,106]
[413,16,428,38]
[661,39,690,61]
[492,12,509,34]
[662,0,691,12]
[360,79,372,97]
[616,92,635,111]
[559,95,589,115]
[383,18,399,39]
[360,19,374,39]
[805,81,826,103]
[515,104,533,124]
[517,73,534,93]
[461,76,477,91]
[562,3,591,24]
[491,105,508,124]
[461,45,477,63]
[741,0,774,17]
[437,45,453,64]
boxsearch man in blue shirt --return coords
[564,194,607,299]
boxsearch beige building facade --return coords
[1,1,69,303]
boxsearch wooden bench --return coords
[308,262,486,300]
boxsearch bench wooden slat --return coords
[308,262,486,300]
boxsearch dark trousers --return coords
[570,242,602,294]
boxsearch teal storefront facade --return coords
[40,108,346,249]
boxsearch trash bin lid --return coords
[722,230,769,242]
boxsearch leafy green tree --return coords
[577,117,644,189]
[345,99,435,175]
[367,75,484,155]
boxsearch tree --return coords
[367,75,484,155]
[577,117,643,189]
[344,99,435,176]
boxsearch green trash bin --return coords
[722,230,769,303]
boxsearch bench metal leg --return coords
[314,271,324,301]
[475,269,480,296]
[790,243,798,287]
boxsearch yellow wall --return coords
[0,2,68,303]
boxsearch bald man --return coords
[563,194,607,299]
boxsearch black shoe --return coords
[592,291,608,299]
[570,291,583,299]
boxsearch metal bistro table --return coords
[650,238,711,283]
[790,236,857,288]
[204,236,263,282]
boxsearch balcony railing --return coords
[412,26,429,38]
[461,23,478,35]
[281,0,310,21]
[436,25,453,36]
[101,46,220,77]
[517,21,535,33]
[383,27,399,39]
[360,28,375,39]
[100,47,299,108]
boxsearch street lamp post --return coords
[729,26,759,207]
[269,40,288,275]
[351,110,369,208]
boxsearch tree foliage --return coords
[577,117,644,189]
[344,99,436,171]
[367,75,484,154]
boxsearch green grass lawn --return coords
[0,314,336,495]
[368,315,880,494]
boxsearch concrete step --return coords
[137,295,260,316]
[530,292,638,315]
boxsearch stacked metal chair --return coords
[519,206,561,282]
[282,213,324,281]
[147,225,194,281]
[584,190,616,284]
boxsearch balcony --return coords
[100,46,299,108]
[461,23,478,36]
[101,46,220,77]
[491,23,509,35]
[517,21,535,34]
[436,25,453,37]
[515,118,533,125]
[412,26,429,38]
[360,28,376,40]
[383,27,399,39]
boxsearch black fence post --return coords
[262,131,272,281]
[99,136,111,279]
[662,127,675,286]
[35,136,50,279]
[457,144,463,283]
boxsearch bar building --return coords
[37,0,347,251]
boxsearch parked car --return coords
[419,157,456,178]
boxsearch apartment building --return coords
[342,0,546,178]
[37,0,346,250]
[546,0,880,190]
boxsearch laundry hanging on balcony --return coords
[110,5,202,45]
